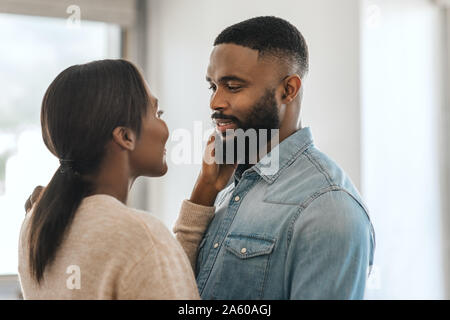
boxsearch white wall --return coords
[144,0,363,229]
[361,0,446,299]
[143,0,448,299]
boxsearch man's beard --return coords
[214,88,280,165]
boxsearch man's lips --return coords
[214,118,238,133]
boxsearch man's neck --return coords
[235,125,302,174]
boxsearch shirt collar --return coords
[234,127,314,185]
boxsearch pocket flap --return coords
[224,234,276,259]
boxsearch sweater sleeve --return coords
[118,214,201,300]
[118,246,200,300]
[173,200,215,270]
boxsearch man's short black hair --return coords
[214,16,309,78]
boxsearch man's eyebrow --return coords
[206,75,249,84]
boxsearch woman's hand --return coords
[190,134,237,206]
[24,186,44,214]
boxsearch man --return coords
[179,16,375,300]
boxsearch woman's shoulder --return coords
[75,194,173,251]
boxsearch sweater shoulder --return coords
[73,195,173,256]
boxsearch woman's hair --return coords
[29,59,151,284]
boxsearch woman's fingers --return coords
[24,197,32,214]
[24,185,44,214]
[203,134,217,165]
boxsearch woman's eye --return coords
[157,110,164,118]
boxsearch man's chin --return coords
[215,127,241,141]
[214,131,262,166]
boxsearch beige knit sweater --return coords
[18,194,215,300]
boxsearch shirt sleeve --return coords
[173,200,215,271]
[285,190,375,299]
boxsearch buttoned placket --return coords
[196,171,260,294]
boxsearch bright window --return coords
[0,13,121,274]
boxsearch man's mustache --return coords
[211,112,239,122]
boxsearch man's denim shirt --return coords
[195,127,375,299]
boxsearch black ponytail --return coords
[29,164,90,283]
[28,59,150,283]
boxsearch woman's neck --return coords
[88,154,133,205]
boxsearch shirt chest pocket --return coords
[212,234,276,300]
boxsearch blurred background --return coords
[0,0,448,300]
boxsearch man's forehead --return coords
[206,43,264,81]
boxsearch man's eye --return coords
[208,84,217,92]
[227,85,241,92]
[157,110,164,118]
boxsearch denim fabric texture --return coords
[196,127,375,300]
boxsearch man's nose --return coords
[210,89,229,111]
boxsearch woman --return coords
[18,59,235,299]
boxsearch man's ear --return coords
[281,75,302,103]
[112,127,136,151]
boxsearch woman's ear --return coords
[112,127,136,151]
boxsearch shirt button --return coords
[241,248,247,254]
[234,196,240,202]
[214,243,219,248]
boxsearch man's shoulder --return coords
[264,145,364,208]
[289,145,357,191]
